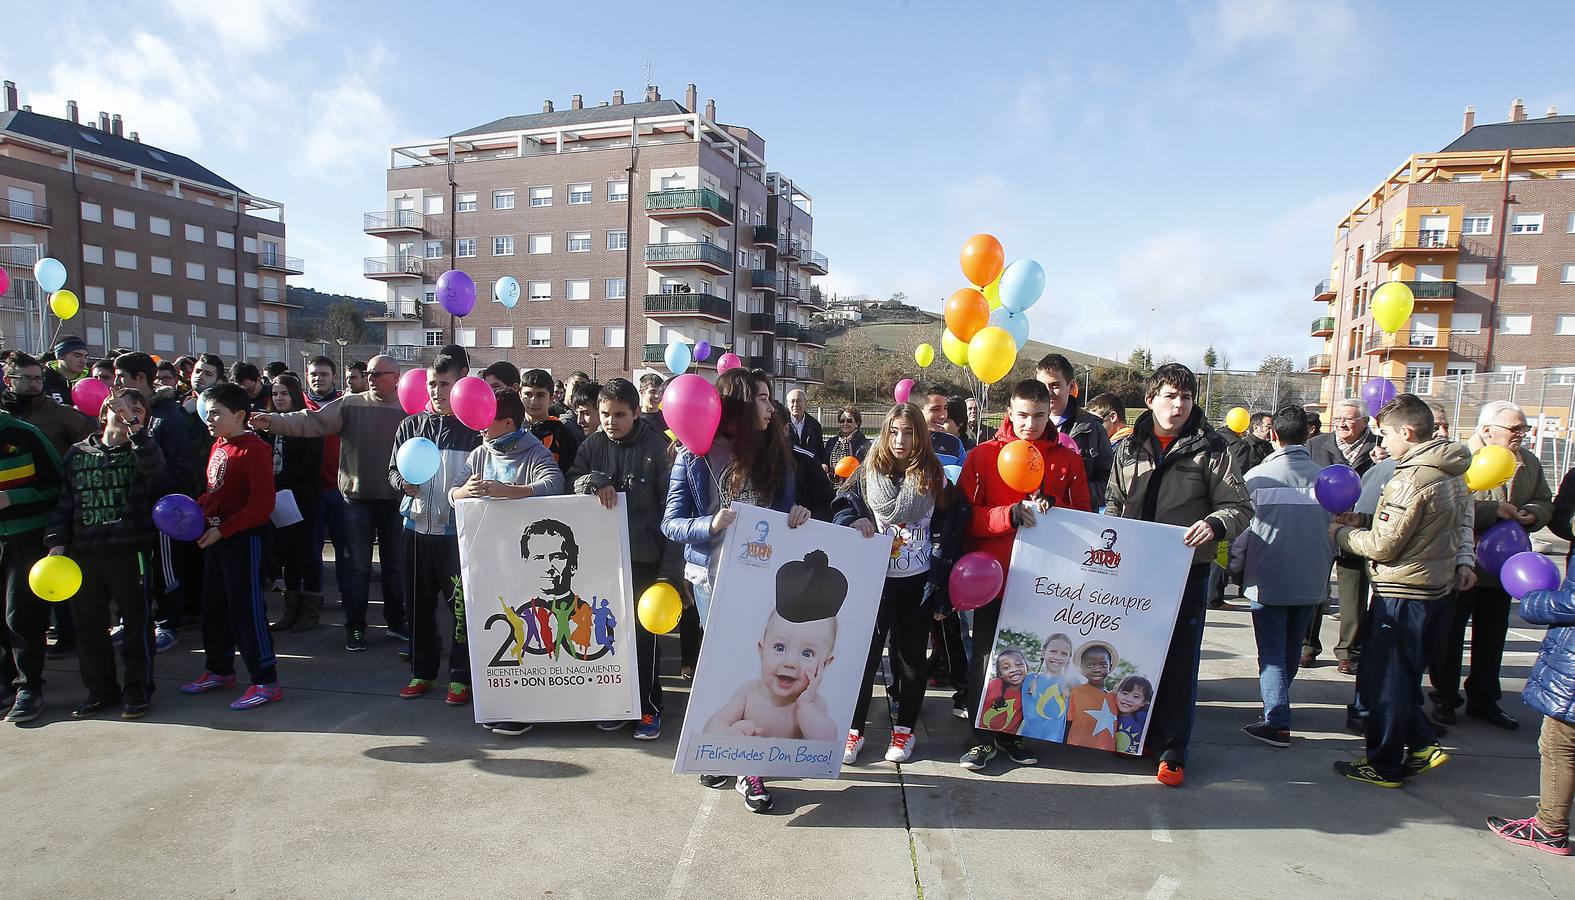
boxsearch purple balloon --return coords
[152,494,205,542]
[1314,464,1362,513]
[694,340,712,362]
[1360,378,1398,417]
[1477,520,1532,574]
[1501,550,1561,599]
[436,269,476,317]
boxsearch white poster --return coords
[673,504,888,779]
[456,494,640,724]
[978,508,1192,756]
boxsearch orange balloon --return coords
[997,439,1044,493]
[960,234,1006,288]
[945,289,990,342]
[834,456,859,479]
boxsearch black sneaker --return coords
[1243,720,1291,748]
[4,691,43,723]
[345,628,368,652]
[735,775,773,812]
[1333,758,1400,788]
[387,624,410,642]
[959,742,997,771]
[699,774,729,788]
[1401,744,1449,778]
[996,736,1038,765]
[71,698,114,719]
[120,702,150,720]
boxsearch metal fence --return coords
[1198,368,1326,422]
[1431,368,1575,486]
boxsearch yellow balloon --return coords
[1224,406,1250,434]
[941,329,969,367]
[1371,281,1415,334]
[1464,444,1517,492]
[968,326,1017,384]
[50,289,80,321]
[983,274,1003,310]
[914,343,935,368]
[29,555,82,603]
[637,582,683,634]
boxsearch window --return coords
[1446,364,1476,382]
[492,236,514,256]
[115,329,133,347]
[1569,213,1575,234]
[1457,263,1488,284]
[607,181,628,202]
[243,236,257,254]
[454,328,476,348]
[218,303,236,321]
[1564,264,1575,284]
[529,186,552,207]
[737,249,749,267]
[218,338,237,357]
[152,294,172,313]
[245,307,260,324]
[565,326,590,348]
[85,286,105,306]
[151,333,174,353]
[1462,215,1491,234]
[113,208,135,229]
[566,279,590,301]
[1496,365,1527,384]
[1511,213,1544,234]
[493,190,515,210]
[424,289,437,305]
[185,262,206,280]
[528,281,551,301]
[456,192,478,212]
[603,326,625,348]
[115,289,137,309]
[150,256,172,276]
[424,240,443,259]
[215,267,233,285]
[456,238,477,258]
[423,195,444,215]
[1499,314,1532,334]
[83,244,103,265]
[1505,265,1538,284]
[528,233,551,254]
[568,183,592,204]
[605,277,626,299]
[528,327,551,347]
[185,223,204,243]
[244,272,258,289]
[92,171,113,182]
[491,327,514,348]
[187,300,207,317]
[568,232,591,252]
[1450,312,1482,333]
[114,250,137,270]
[81,201,102,222]
[216,230,234,249]
[425,329,445,347]
[1454,173,1482,183]
[607,229,627,251]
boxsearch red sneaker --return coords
[1157,761,1185,787]
[399,678,434,699]
[445,682,471,705]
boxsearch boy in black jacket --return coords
[46,389,169,719]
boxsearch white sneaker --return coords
[843,730,865,764]
[885,726,916,763]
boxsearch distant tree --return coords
[322,301,366,343]
[1258,354,1296,375]
[889,291,907,305]
[1202,345,1218,370]
[1126,347,1153,372]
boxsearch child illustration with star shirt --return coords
[1066,642,1119,751]
[703,550,844,741]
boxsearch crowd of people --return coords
[0,339,1570,851]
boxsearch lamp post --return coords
[589,352,600,382]
[335,338,348,377]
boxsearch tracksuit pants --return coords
[200,528,277,685]
[71,547,156,705]
[1359,590,1449,779]
[0,531,49,695]
[404,530,467,684]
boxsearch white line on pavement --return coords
[1145,875,1181,900]
[664,785,719,900]
[1150,811,1173,843]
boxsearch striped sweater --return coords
[0,411,65,537]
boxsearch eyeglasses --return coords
[371,370,399,379]
[1492,422,1531,435]
[838,418,856,424]
[1333,416,1361,424]
[3,374,42,384]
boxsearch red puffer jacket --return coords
[959,422,1092,574]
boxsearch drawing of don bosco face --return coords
[520,519,579,598]
[1100,528,1118,550]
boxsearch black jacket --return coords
[529,417,580,474]
[790,413,825,460]
[1058,395,1115,510]
[792,445,835,522]
[46,431,169,552]
[1229,433,1274,475]
[832,474,972,615]
[271,432,325,508]
[1551,467,1575,562]
[567,418,679,577]
[824,430,872,475]
[147,388,195,496]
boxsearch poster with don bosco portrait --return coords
[456,494,640,724]
[977,508,1191,756]
[673,504,888,779]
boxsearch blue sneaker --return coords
[154,628,178,654]
[633,713,661,740]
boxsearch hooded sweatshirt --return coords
[0,411,64,537]
[959,421,1091,574]
[457,428,564,499]
[388,411,480,535]
[2,390,92,458]
[46,431,168,552]
[199,432,275,538]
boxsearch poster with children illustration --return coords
[674,504,888,779]
[456,494,640,723]
[979,508,1192,756]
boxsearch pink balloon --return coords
[894,378,915,405]
[448,376,496,431]
[662,373,722,455]
[716,352,743,375]
[71,377,110,417]
[0,267,9,296]
[396,367,426,415]
[949,551,1004,611]
[1057,432,1078,453]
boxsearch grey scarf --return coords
[864,469,935,528]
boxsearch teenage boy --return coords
[569,380,602,436]
[918,383,966,469]
[1086,392,1130,446]
[0,404,63,722]
[304,356,350,603]
[43,336,91,408]
[520,368,580,472]
[346,362,369,395]
[1035,353,1114,509]
[566,378,680,740]
[957,379,1092,772]
[389,353,481,705]
[1104,363,1252,786]
[229,362,268,413]
[1330,394,1473,787]
[480,361,521,393]
[638,373,667,435]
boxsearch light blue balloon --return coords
[989,306,1030,350]
[944,464,963,485]
[33,257,66,294]
[998,258,1045,313]
[396,436,441,485]
[665,340,692,375]
[494,276,521,309]
[196,392,210,421]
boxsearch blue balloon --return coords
[944,464,963,485]
[195,392,210,422]
[494,276,521,309]
[33,257,66,294]
[998,258,1045,313]
[989,306,1030,350]
[396,437,441,485]
[665,340,692,375]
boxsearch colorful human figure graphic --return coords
[592,598,617,655]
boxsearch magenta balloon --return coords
[0,267,9,296]
[71,377,110,417]
[1314,464,1362,513]
[1477,519,1532,574]
[448,376,496,431]
[662,373,722,455]
[949,551,1004,611]
[894,378,915,404]
[436,269,476,317]
[716,352,743,374]
[397,367,427,415]
[1501,550,1560,599]
[1057,432,1078,453]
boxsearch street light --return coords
[335,338,348,378]
[1145,307,1157,366]
[589,352,600,382]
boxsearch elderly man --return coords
[785,389,824,460]
[1303,399,1380,672]
[252,355,410,651]
[1431,400,1553,729]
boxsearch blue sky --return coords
[5,0,1574,368]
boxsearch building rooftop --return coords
[1440,115,1575,153]
[453,100,687,138]
[0,108,244,193]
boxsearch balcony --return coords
[643,292,732,322]
[750,269,777,292]
[645,188,734,226]
[1307,353,1332,373]
[1310,316,1335,337]
[1363,330,1449,354]
[778,239,802,260]
[775,320,800,340]
[368,298,423,322]
[746,355,774,373]
[1313,279,1335,301]
[363,209,425,234]
[257,252,305,275]
[1373,231,1457,263]
[798,326,826,347]
[1398,280,1457,300]
[1448,334,1488,359]
[751,224,779,247]
[748,312,776,333]
[0,197,51,227]
[801,251,828,275]
[799,288,825,311]
[644,242,732,273]
[383,344,426,362]
[795,365,825,383]
[642,344,666,364]
[257,286,303,308]
[786,277,801,295]
[365,255,427,279]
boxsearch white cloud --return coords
[293,72,399,179]
[1189,0,1358,77]
[30,32,218,153]
[163,0,309,53]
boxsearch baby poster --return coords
[456,494,640,724]
[978,508,1192,756]
[673,504,888,779]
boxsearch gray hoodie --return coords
[1233,444,1336,606]
[454,428,565,500]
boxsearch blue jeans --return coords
[312,489,351,599]
[1250,602,1318,729]
[342,498,406,632]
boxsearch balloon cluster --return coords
[1477,520,1559,599]
[28,257,80,323]
[932,236,1046,385]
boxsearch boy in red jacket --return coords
[180,383,281,710]
[957,379,1091,772]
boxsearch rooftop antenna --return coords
[642,62,654,87]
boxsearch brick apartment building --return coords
[365,83,829,394]
[0,80,302,364]
[1311,99,1575,413]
